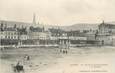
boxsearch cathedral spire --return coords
[102,20,104,24]
[33,13,36,25]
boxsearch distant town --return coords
[0,15,115,48]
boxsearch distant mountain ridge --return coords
[0,20,32,28]
[0,20,115,31]
[106,21,115,24]
[61,23,99,31]
[45,22,115,31]
[45,23,99,31]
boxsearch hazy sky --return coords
[0,0,115,26]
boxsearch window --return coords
[14,32,17,35]
[14,36,17,39]
[7,32,10,35]
[11,32,13,35]
[8,36,10,39]
[5,36,7,38]
[11,36,13,39]
[14,36,15,39]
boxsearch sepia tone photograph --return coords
[0,0,115,73]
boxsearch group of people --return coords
[60,48,69,54]
[11,62,24,73]
[11,47,70,73]
[11,55,30,73]
[59,44,70,54]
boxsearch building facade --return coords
[0,20,115,47]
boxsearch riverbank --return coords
[0,47,115,73]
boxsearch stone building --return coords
[96,21,115,46]
[0,26,19,45]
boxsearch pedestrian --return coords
[11,62,24,73]
[65,49,68,54]
[27,55,30,61]
[24,54,30,61]
[16,62,24,73]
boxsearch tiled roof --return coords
[17,28,27,34]
[49,28,65,33]
[4,27,16,31]
[29,26,43,32]
[99,23,115,29]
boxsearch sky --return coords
[0,0,115,26]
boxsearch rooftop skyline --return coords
[0,0,115,26]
